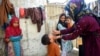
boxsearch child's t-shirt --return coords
[47,42,60,56]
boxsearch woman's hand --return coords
[52,30,60,35]
[56,36,62,39]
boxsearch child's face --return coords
[48,34,56,42]
[66,18,71,24]
[13,21,19,27]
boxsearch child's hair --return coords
[66,15,73,20]
[41,34,51,45]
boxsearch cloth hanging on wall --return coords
[25,8,29,18]
[24,7,46,32]
[33,7,42,32]
[19,8,25,18]
[15,7,20,18]
[0,0,15,26]
[0,0,2,5]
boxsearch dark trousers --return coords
[79,45,84,56]
[57,38,62,50]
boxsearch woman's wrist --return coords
[59,31,61,34]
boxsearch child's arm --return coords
[57,24,66,30]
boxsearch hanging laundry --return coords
[38,7,44,25]
[25,8,29,18]
[15,7,20,18]
[0,0,15,26]
[34,7,42,32]
[24,7,45,32]
[29,8,37,24]
[19,8,25,18]
[0,0,2,5]
[2,14,13,30]
[8,14,12,22]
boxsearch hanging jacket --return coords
[34,7,42,32]
[24,7,44,32]
[0,0,15,26]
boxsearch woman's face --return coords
[60,16,66,22]
[13,21,19,27]
[66,18,71,24]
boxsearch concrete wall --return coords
[10,0,47,56]
[45,3,64,19]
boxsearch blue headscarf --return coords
[65,0,86,23]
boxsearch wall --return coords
[45,3,64,33]
[45,3,64,19]
[10,0,47,56]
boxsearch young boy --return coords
[41,34,60,56]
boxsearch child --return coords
[41,34,60,56]
[61,16,74,56]
[5,16,23,56]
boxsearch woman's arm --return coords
[60,25,75,35]
[62,18,87,40]
[57,24,66,30]
[53,25,75,35]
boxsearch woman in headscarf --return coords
[5,16,22,56]
[62,15,74,56]
[53,12,100,56]
[56,13,67,50]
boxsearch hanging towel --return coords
[34,7,42,32]
[0,0,15,26]
[0,0,2,5]
[19,8,25,18]
[15,7,20,18]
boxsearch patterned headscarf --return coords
[65,0,86,23]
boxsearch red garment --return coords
[19,8,25,18]
[5,16,22,39]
